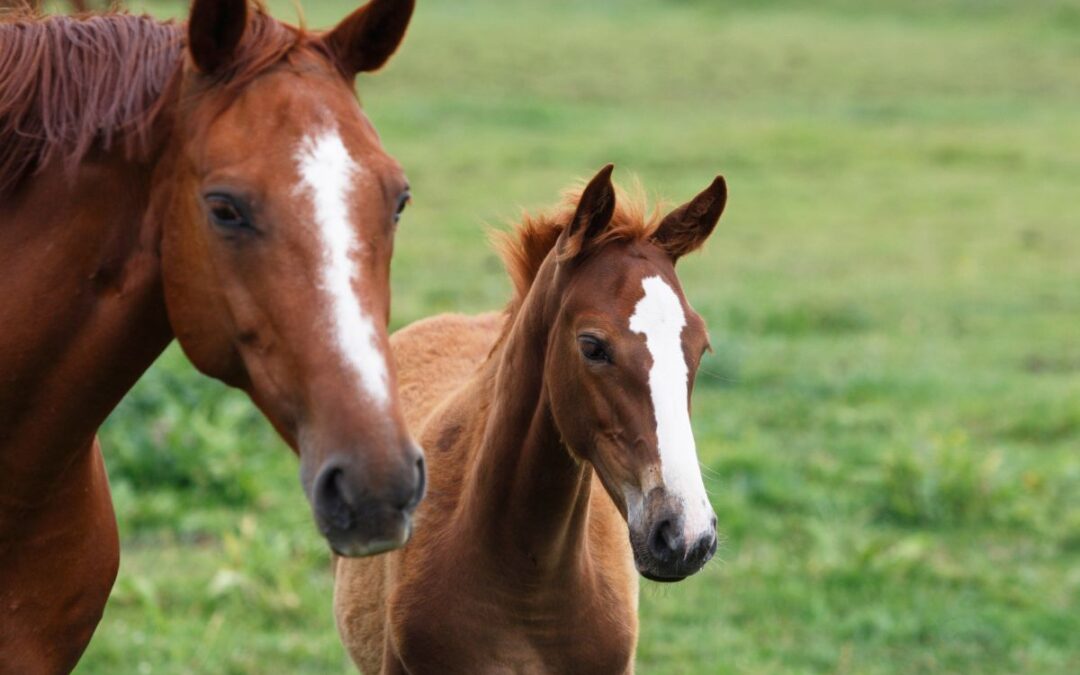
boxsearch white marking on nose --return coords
[629,275,714,538]
[295,128,389,408]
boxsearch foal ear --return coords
[188,0,248,75]
[559,164,617,260]
[324,0,416,75]
[653,176,727,262]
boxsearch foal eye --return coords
[578,335,612,364]
[394,191,411,224]
[205,194,252,231]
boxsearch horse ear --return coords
[324,0,416,75]
[188,0,248,75]
[559,164,617,260]
[653,176,727,262]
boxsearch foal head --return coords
[536,166,726,581]
[159,0,421,556]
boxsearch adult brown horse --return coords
[0,0,424,671]
[335,165,726,673]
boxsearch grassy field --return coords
[72,0,1080,672]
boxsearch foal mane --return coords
[493,178,665,311]
[0,2,307,196]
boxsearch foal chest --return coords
[390,574,637,674]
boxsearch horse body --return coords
[336,167,728,673]
[0,141,171,670]
[1,2,421,671]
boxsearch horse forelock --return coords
[0,2,321,197]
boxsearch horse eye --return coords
[394,191,411,224]
[205,194,251,231]
[578,335,612,364]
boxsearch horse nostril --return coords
[648,519,681,561]
[314,464,354,531]
[407,455,426,510]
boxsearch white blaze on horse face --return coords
[628,275,714,539]
[295,128,389,408]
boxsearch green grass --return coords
[74,0,1080,672]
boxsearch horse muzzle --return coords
[308,446,426,557]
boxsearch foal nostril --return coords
[696,533,717,561]
[313,463,354,531]
[648,519,682,561]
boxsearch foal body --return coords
[336,167,728,673]
[338,311,639,673]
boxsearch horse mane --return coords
[492,177,665,309]
[0,2,309,196]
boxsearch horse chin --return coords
[330,534,408,558]
[325,516,413,558]
[315,510,417,558]
[639,569,688,583]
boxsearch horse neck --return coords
[460,259,594,576]
[0,94,180,498]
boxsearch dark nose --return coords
[313,462,354,532]
[311,446,426,557]
[646,515,717,575]
[648,517,687,563]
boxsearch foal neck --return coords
[462,258,594,577]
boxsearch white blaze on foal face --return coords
[294,127,390,408]
[628,275,713,536]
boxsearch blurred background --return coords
[49,0,1079,672]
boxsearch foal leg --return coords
[0,437,119,674]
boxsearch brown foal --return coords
[0,1,425,672]
[335,166,728,673]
